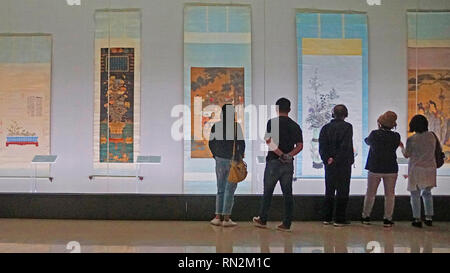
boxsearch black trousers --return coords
[324,164,352,223]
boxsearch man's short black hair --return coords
[409,114,428,133]
[333,104,348,119]
[276,98,291,113]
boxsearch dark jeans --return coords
[324,163,352,223]
[259,160,294,228]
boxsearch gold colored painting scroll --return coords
[190,67,245,158]
[408,12,450,172]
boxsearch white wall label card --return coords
[137,156,161,164]
[32,155,57,164]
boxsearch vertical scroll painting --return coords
[94,10,140,172]
[184,5,251,192]
[191,67,245,158]
[408,12,450,175]
[0,34,51,176]
[296,12,368,178]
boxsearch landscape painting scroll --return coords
[0,34,51,176]
[408,12,450,175]
[94,10,141,173]
[296,12,368,178]
[184,5,252,193]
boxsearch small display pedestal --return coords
[31,155,58,193]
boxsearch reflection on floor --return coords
[0,219,449,253]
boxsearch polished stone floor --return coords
[0,219,449,253]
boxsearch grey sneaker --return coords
[222,219,237,227]
[210,218,222,226]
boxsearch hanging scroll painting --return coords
[407,11,450,175]
[0,34,52,176]
[296,12,368,178]
[184,5,252,192]
[190,67,245,158]
[94,10,141,173]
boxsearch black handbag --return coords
[432,132,445,169]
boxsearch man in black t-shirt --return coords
[253,98,303,232]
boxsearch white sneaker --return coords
[210,218,222,226]
[222,219,238,227]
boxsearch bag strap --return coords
[232,120,237,161]
[431,132,441,149]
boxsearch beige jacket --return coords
[401,132,437,191]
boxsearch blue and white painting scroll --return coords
[296,12,369,178]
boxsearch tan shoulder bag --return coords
[228,122,248,183]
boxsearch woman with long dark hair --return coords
[208,104,245,227]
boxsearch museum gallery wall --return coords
[0,1,449,195]
[407,11,450,176]
[295,11,369,178]
[0,34,52,177]
[184,4,252,193]
[94,9,141,175]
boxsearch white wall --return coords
[0,0,449,195]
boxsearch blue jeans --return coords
[259,160,294,228]
[410,187,434,219]
[215,157,238,216]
